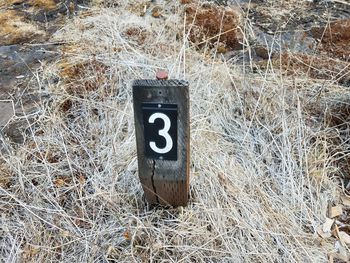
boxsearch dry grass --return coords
[185,2,243,50]
[0,0,25,8]
[1,1,349,262]
[311,18,350,60]
[258,52,350,86]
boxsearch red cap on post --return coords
[156,70,168,80]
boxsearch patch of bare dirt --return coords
[311,19,350,61]
[185,2,243,50]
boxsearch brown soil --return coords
[311,19,350,61]
[185,3,243,50]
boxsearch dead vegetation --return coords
[59,59,110,96]
[0,0,25,8]
[0,0,59,12]
[122,26,149,46]
[1,0,350,262]
[258,53,350,86]
[185,2,243,50]
[27,0,58,11]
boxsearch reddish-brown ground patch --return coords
[122,26,149,46]
[185,3,243,51]
[59,60,110,96]
[311,19,350,61]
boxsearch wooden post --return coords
[132,79,190,207]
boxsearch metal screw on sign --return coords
[132,72,190,207]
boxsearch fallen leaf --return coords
[123,231,131,240]
[151,7,162,18]
[328,253,334,263]
[341,195,350,206]
[339,231,350,245]
[217,44,227,54]
[78,175,86,185]
[323,218,334,233]
[329,205,343,218]
[54,178,66,187]
[317,225,332,239]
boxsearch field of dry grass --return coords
[1,0,350,262]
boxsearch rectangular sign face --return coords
[142,103,177,160]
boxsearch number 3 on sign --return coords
[148,113,173,154]
[142,103,178,161]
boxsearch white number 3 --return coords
[148,113,173,154]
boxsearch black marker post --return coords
[132,72,190,207]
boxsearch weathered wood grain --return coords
[132,79,190,207]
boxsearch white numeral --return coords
[148,112,173,154]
